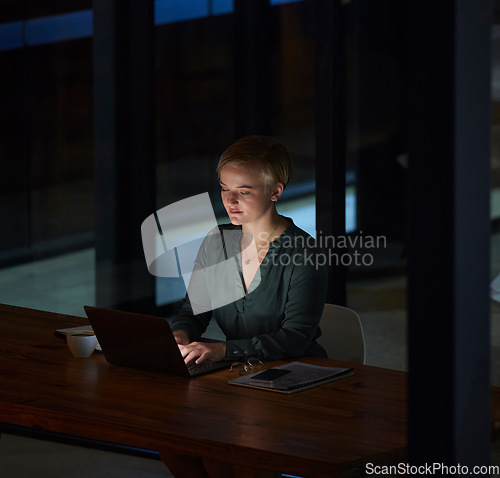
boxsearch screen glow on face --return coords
[219,164,274,226]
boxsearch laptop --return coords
[83,305,230,377]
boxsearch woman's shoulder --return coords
[277,218,318,249]
[200,223,241,256]
[270,218,328,276]
[284,220,311,238]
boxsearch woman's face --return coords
[219,163,278,227]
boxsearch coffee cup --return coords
[67,332,97,358]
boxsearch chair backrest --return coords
[317,304,366,364]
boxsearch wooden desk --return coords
[0,304,407,477]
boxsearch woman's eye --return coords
[221,187,228,192]
[240,191,250,195]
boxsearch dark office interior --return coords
[0,0,498,476]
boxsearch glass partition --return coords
[0,0,411,375]
[0,4,94,316]
[343,0,408,371]
[154,0,319,307]
[491,3,500,388]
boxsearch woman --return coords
[163,135,327,478]
[170,135,327,365]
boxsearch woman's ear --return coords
[270,182,285,202]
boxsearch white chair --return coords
[317,303,366,364]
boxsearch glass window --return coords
[344,1,408,371]
[491,3,500,387]
[0,5,94,317]
[154,0,318,307]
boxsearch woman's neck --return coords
[242,211,284,245]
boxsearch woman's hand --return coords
[178,341,226,365]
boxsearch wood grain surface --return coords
[0,303,407,477]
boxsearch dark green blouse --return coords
[169,218,328,361]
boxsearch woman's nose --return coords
[226,193,238,205]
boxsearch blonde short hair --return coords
[217,136,292,189]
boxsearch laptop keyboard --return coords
[187,358,218,375]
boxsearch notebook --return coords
[228,361,354,394]
[83,305,230,377]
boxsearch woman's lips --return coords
[229,209,243,214]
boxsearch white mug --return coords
[67,332,97,358]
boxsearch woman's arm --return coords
[169,225,233,352]
[169,293,213,342]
